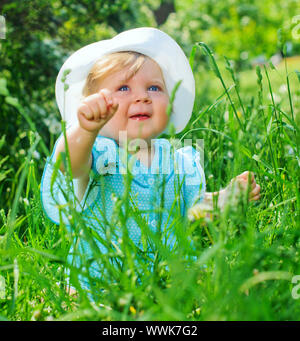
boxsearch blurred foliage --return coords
[163,0,300,68]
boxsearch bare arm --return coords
[202,190,226,210]
[55,125,97,179]
[55,89,118,179]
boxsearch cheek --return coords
[107,110,126,129]
[160,112,170,129]
[153,94,168,109]
[159,97,169,118]
[99,106,126,135]
[162,95,169,109]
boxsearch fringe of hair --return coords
[82,52,148,97]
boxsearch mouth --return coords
[129,113,151,121]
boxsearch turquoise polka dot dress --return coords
[40,134,205,290]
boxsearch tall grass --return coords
[0,42,299,321]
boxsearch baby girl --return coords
[41,27,260,292]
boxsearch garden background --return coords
[0,0,300,321]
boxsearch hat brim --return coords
[55,27,195,134]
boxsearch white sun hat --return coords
[55,27,195,134]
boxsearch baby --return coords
[41,28,260,293]
[55,52,260,213]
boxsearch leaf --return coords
[0,135,5,150]
[240,271,292,293]
[0,169,12,182]
[269,61,276,70]
[252,154,273,171]
[189,45,197,72]
[267,116,273,135]
[5,96,20,108]
[295,70,300,84]
[239,145,252,158]
[0,78,9,96]
[166,79,182,117]
[256,65,262,84]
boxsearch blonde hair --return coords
[82,51,149,97]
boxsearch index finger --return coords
[241,171,254,182]
[99,88,113,107]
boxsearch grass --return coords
[0,43,299,321]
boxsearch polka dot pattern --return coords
[40,135,206,282]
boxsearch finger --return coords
[101,90,119,116]
[98,90,117,118]
[84,94,104,120]
[96,93,109,119]
[99,89,113,107]
[78,103,93,120]
[250,194,260,201]
[249,184,261,197]
[247,171,254,183]
[238,171,249,180]
[235,178,248,190]
[250,180,256,190]
[109,98,119,114]
[240,171,255,183]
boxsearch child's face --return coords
[97,58,169,145]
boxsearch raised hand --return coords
[77,89,119,133]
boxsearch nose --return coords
[134,90,151,103]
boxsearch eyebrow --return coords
[150,79,166,87]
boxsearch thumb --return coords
[108,98,119,114]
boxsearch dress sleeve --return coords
[175,146,206,212]
[40,134,94,225]
[40,135,119,225]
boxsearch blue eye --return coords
[148,85,160,91]
[118,85,129,91]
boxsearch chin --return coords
[126,129,153,141]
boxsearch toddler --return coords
[41,28,260,293]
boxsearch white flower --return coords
[111,193,118,202]
[268,93,281,104]
[49,120,61,134]
[32,151,40,160]
[240,51,249,60]
[23,198,29,206]
[278,84,287,94]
